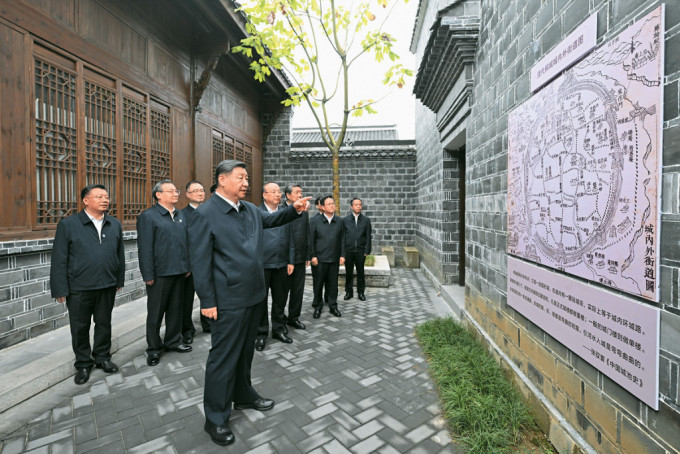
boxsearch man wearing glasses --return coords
[181,180,209,342]
[50,184,125,385]
[137,180,192,367]
[255,182,293,350]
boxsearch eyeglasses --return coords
[161,190,181,195]
[187,189,205,193]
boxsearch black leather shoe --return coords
[204,421,235,446]
[74,366,92,385]
[313,309,321,319]
[147,354,161,366]
[165,343,192,353]
[95,360,119,373]
[358,293,366,301]
[287,319,306,330]
[255,338,266,351]
[234,397,275,411]
[183,335,194,344]
[344,292,353,300]
[330,308,342,317]
[272,332,293,344]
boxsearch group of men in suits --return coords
[309,195,373,319]
[49,159,372,446]
[255,182,309,351]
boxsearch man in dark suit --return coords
[283,184,308,331]
[255,182,293,351]
[50,184,125,385]
[181,180,209,341]
[188,160,311,446]
[310,196,327,305]
[137,180,192,367]
[309,195,345,319]
[343,198,372,301]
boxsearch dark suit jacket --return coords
[343,213,372,254]
[285,202,309,264]
[309,214,345,263]
[136,204,190,281]
[260,203,290,269]
[50,210,125,296]
[187,194,300,309]
[181,204,196,223]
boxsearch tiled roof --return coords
[413,9,480,112]
[291,125,400,145]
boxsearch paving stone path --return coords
[1,269,461,453]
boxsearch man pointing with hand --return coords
[187,160,311,446]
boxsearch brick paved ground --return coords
[0,269,461,453]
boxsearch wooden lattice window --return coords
[224,136,234,161]
[211,129,256,197]
[34,58,78,225]
[122,96,147,222]
[212,129,253,200]
[84,79,117,217]
[244,144,253,196]
[212,132,224,176]
[211,130,238,175]
[150,108,171,183]
[235,140,245,163]
[244,144,253,169]
[32,45,172,229]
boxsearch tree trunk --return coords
[332,147,340,215]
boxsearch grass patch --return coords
[415,318,554,453]
[364,254,375,267]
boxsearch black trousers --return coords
[182,274,197,338]
[287,262,305,321]
[257,267,289,340]
[204,303,260,426]
[345,251,366,294]
[312,262,338,310]
[145,274,185,355]
[310,262,327,303]
[184,274,212,333]
[66,287,117,369]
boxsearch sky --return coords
[289,0,419,140]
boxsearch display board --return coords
[508,256,660,409]
[508,6,664,301]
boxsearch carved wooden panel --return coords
[34,57,78,225]
[23,0,75,28]
[149,43,188,94]
[79,0,146,70]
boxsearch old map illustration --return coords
[507,7,663,301]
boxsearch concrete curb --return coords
[0,297,148,416]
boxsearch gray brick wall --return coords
[413,101,465,284]
[447,0,680,451]
[0,234,146,350]
[261,110,417,263]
